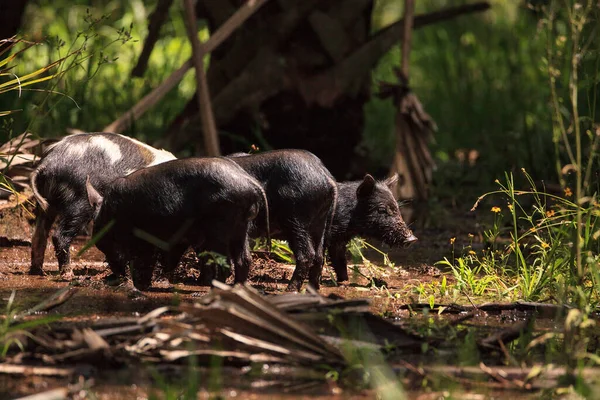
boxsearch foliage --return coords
[0,291,61,358]
[1,0,200,145]
[367,0,560,197]
[435,0,600,311]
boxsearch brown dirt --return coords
[1,207,537,399]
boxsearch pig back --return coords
[32,132,175,209]
[99,158,262,227]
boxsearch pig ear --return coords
[86,176,103,210]
[357,174,376,198]
[384,173,399,190]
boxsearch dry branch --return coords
[400,301,573,318]
[0,364,75,377]
[394,363,600,391]
[183,0,220,156]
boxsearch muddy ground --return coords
[0,205,557,399]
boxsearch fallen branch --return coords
[0,364,75,377]
[17,286,78,319]
[478,319,531,351]
[394,363,600,390]
[400,301,573,318]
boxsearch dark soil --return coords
[0,206,553,399]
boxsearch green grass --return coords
[1,0,199,145]
[428,0,600,310]
[366,0,575,200]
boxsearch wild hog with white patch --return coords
[86,157,268,290]
[29,132,176,279]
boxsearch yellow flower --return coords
[468,250,476,255]
[508,204,514,211]
[450,237,456,244]
[541,242,550,249]
[494,179,500,184]
[530,227,536,232]
[491,206,501,213]
[564,187,572,197]
[546,210,555,218]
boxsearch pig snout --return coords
[381,218,417,248]
[403,232,418,247]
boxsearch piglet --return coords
[87,157,268,290]
[30,132,175,279]
[328,174,417,282]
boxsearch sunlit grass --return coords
[2,0,199,144]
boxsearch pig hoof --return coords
[28,267,45,276]
[285,283,302,293]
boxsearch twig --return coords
[13,388,69,400]
[0,364,74,377]
[16,286,78,320]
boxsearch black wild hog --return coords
[328,174,417,282]
[228,150,337,291]
[29,132,176,279]
[87,157,268,290]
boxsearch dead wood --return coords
[13,387,70,400]
[163,0,322,150]
[401,0,415,77]
[395,363,600,391]
[308,11,350,62]
[478,319,532,351]
[401,301,573,318]
[183,0,220,156]
[130,0,174,77]
[17,286,78,319]
[0,364,75,377]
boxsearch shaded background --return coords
[1,0,598,208]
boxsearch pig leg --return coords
[286,228,316,292]
[308,232,326,290]
[129,251,156,291]
[103,247,129,285]
[161,244,188,283]
[328,241,349,282]
[52,206,92,280]
[230,234,252,284]
[29,207,56,276]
